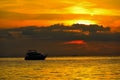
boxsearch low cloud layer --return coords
[0,24,120,57]
[0,24,119,41]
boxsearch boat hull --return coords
[25,55,47,60]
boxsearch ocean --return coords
[0,57,120,80]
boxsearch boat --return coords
[25,50,47,60]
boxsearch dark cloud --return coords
[1,24,119,41]
[0,24,120,57]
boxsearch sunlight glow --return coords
[64,40,87,45]
[68,6,90,14]
[65,20,97,25]
[76,20,96,25]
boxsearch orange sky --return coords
[0,0,120,31]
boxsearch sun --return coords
[76,20,96,25]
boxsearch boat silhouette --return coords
[25,50,47,60]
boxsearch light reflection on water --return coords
[0,57,120,80]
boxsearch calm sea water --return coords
[0,57,120,80]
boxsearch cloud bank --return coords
[0,24,120,57]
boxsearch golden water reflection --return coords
[0,57,120,80]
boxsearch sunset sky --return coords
[0,0,120,31]
[0,0,120,57]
